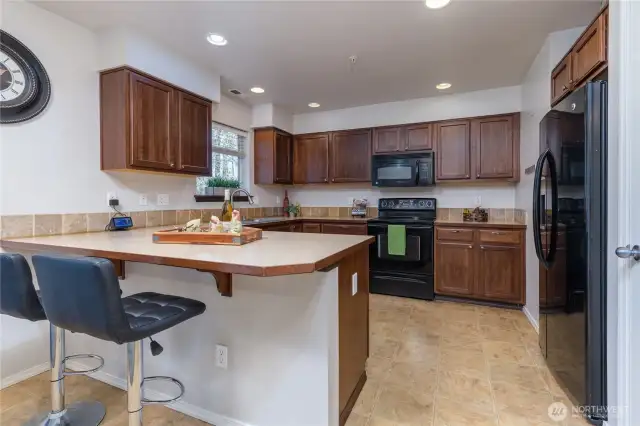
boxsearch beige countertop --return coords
[0,227,374,276]
[435,219,527,229]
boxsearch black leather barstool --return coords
[32,254,207,426]
[0,253,106,426]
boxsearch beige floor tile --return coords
[477,312,517,329]
[345,412,370,426]
[537,366,568,397]
[492,381,553,424]
[438,320,481,339]
[372,308,410,326]
[385,361,438,396]
[488,362,548,391]
[371,321,405,343]
[401,325,440,347]
[524,342,547,367]
[367,416,398,426]
[352,379,381,416]
[367,356,393,381]
[440,334,484,350]
[439,346,488,379]
[434,395,498,426]
[396,341,440,366]
[483,341,536,366]
[497,410,557,426]
[479,324,525,344]
[436,370,494,415]
[406,311,443,329]
[371,336,401,359]
[373,385,434,425]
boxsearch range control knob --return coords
[388,201,395,208]
[418,200,426,208]
[381,200,388,208]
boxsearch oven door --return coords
[368,223,433,275]
[372,157,419,187]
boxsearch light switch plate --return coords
[139,194,148,206]
[157,194,169,206]
[351,273,358,296]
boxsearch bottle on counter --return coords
[221,189,233,222]
[283,190,290,217]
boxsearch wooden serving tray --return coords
[152,227,262,246]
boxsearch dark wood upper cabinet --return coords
[434,241,475,296]
[373,124,432,154]
[254,127,293,184]
[472,114,518,180]
[293,133,330,184]
[100,66,212,176]
[373,126,402,153]
[129,72,175,171]
[176,91,212,175]
[405,123,433,151]
[551,55,572,106]
[477,244,523,303]
[572,13,606,86]
[329,129,371,183]
[435,120,471,181]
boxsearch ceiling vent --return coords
[229,89,242,95]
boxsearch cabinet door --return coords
[265,224,291,232]
[176,91,211,175]
[435,120,471,180]
[373,127,402,153]
[477,244,523,304]
[472,115,515,179]
[551,55,572,105]
[405,123,432,151]
[322,223,367,235]
[293,133,329,184]
[303,223,322,233]
[129,72,175,170]
[330,129,371,183]
[274,132,293,183]
[290,224,302,232]
[434,241,475,296]
[572,14,606,86]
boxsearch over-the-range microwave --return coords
[372,153,435,187]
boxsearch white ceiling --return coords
[33,0,600,113]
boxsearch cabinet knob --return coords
[468,245,473,249]
[170,162,175,167]
[450,230,460,233]
[569,79,573,83]
[466,174,470,178]
[395,148,400,151]
[332,179,335,182]
[562,85,568,91]
[476,174,480,178]
[491,231,504,235]
[324,178,328,182]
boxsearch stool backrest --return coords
[32,254,131,343]
[0,253,46,321]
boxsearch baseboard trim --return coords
[339,372,367,426]
[522,305,539,333]
[1,362,49,389]
[67,361,252,426]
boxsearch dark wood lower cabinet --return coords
[435,224,526,305]
[322,223,368,236]
[303,223,322,233]
[258,220,367,236]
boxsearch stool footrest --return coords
[64,354,105,376]
[141,376,185,405]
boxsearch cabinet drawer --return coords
[303,223,322,233]
[478,229,521,244]
[322,223,367,235]
[436,228,474,242]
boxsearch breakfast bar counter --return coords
[1,229,374,426]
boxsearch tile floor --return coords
[0,295,587,426]
[348,295,589,426]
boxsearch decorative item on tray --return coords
[153,210,261,246]
[352,198,368,217]
[463,207,488,222]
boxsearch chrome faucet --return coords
[231,188,255,206]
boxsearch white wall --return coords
[293,85,522,134]
[251,103,294,134]
[516,26,585,326]
[289,85,522,208]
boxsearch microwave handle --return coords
[415,160,420,185]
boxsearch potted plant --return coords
[207,177,241,195]
[286,202,301,217]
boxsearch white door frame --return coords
[606,1,637,425]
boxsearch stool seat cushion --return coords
[120,293,206,342]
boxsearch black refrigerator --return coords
[534,81,607,424]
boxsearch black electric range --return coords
[368,198,436,300]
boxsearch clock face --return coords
[0,30,50,124]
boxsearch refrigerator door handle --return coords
[533,150,550,269]
[546,151,559,264]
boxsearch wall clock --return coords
[0,30,51,124]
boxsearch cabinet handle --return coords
[324,178,328,182]
[170,162,175,167]
[562,85,568,91]
[477,174,480,178]
[480,245,485,249]
[569,79,573,83]
[395,148,400,151]
[450,230,460,233]
[491,231,504,235]
[466,174,470,178]
[468,245,473,249]
[332,178,335,182]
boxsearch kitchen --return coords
[0,1,622,426]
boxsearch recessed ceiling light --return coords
[308,102,320,108]
[206,33,228,46]
[436,82,452,90]
[425,0,451,9]
[250,87,265,94]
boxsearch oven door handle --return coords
[415,160,420,185]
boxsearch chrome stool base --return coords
[25,401,106,426]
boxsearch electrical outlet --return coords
[157,194,169,206]
[215,344,228,369]
[107,192,118,206]
[348,197,354,206]
[475,195,482,206]
[276,196,281,205]
[139,194,148,206]
[252,196,260,205]
[351,273,358,296]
